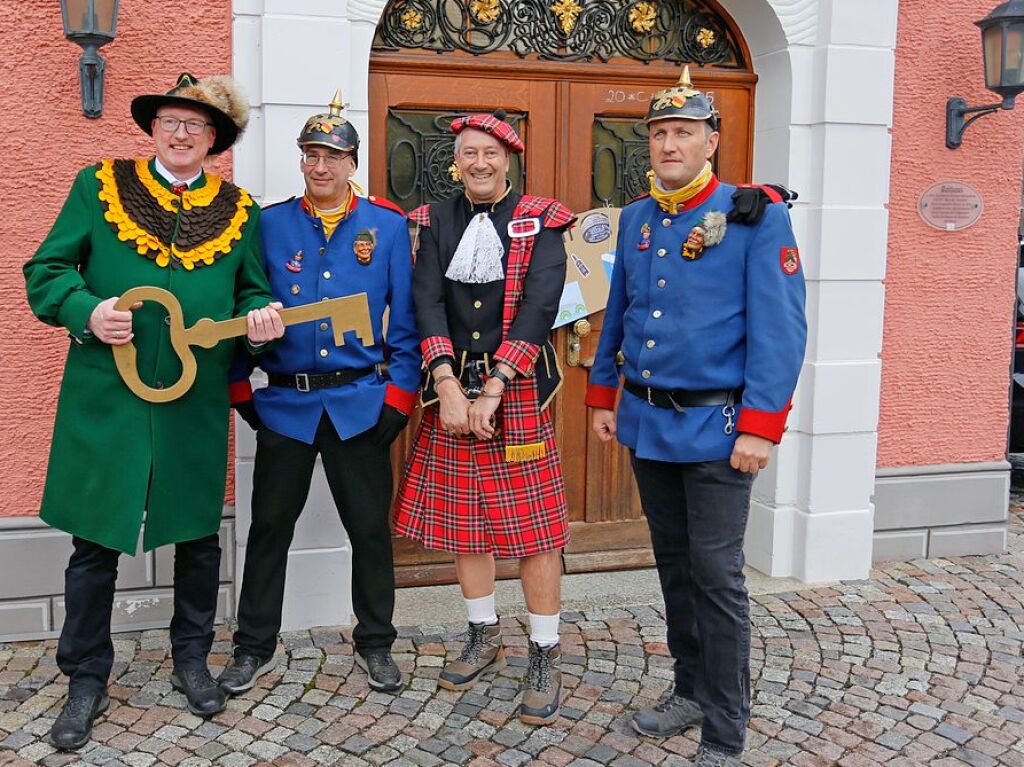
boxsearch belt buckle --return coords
[295,373,311,393]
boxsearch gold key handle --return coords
[111,286,373,404]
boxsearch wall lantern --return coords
[60,0,121,119]
[947,0,1024,148]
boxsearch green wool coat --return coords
[24,160,272,554]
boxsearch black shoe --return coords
[631,692,704,737]
[49,693,109,751]
[170,667,227,717]
[218,654,275,695]
[355,649,403,692]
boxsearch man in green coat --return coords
[23,73,284,751]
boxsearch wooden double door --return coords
[370,56,756,586]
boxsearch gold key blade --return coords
[187,293,374,349]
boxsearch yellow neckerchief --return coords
[648,162,713,214]
[303,181,361,239]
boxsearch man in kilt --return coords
[393,111,573,725]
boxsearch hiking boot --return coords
[356,649,403,693]
[49,693,108,751]
[518,641,561,726]
[218,653,275,695]
[631,691,704,737]
[438,621,504,691]
[692,743,743,767]
[170,667,227,718]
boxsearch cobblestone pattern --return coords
[1,507,1021,767]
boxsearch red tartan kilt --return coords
[393,408,569,558]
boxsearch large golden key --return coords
[111,286,373,404]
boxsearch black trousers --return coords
[233,414,397,659]
[631,454,754,755]
[57,533,221,697]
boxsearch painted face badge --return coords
[285,250,304,273]
[681,211,726,261]
[354,230,376,265]
[637,222,652,251]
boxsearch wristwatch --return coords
[489,368,512,388]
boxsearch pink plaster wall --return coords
[0,0,234,517]
[878,4,1024,468]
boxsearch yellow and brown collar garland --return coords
[96,159,253,270]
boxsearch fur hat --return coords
[131,73,250,155]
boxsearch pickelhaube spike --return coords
[679,65,692,88]
[329,90,344,117]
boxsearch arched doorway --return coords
[369,0,757,585]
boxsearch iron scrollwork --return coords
[374,0,745,66]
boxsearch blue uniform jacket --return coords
[232,195,421,444]
[585,177,807,463]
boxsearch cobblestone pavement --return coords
[2,506,1022,767]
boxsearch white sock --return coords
[465,593,498,625]
[528,612,560,647]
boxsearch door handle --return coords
[567,318,593,368]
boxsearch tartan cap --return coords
[450,110,524,153]
[645,66,719,129]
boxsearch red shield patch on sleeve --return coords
[780,247,800,275]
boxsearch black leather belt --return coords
[624,380,742,411]
[267,365,377,392]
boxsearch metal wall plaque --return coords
[918,181,983,231]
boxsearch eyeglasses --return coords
[155,116,214,135]
[301,152,349,169]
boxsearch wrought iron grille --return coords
[386,109,527,213]
[373,0,744,66]
[591,116,721,208]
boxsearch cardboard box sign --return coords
[554,207,620,329]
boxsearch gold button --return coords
[290,285,300,295]
[320,349,328,357]
[652,310,662,318]
[642,370,651,379]
[319,247,325,255]
[472,331,481,340]
[474,300,483,309]
[647,339,656,348]
[657,279,666,288]
[662,218,671,227]
[320,322,329,331]
[322,296,330,301]
[323,271,331,279]
[657,248,667,257]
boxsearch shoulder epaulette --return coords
[367,194,405,216]
[628,192,651,204]
[409,204,431,227]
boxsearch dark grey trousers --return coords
[631,454,755,755]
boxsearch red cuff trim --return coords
[229,380,253,405]
[494,340,540,376]
[384,384,417,415]
[736,402,792,443]
[421,335,454,366]
[585,383,619,410]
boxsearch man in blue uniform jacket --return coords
[220,92,421,694]
[586,68,807,766]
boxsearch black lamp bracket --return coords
[946,96,1014,149]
